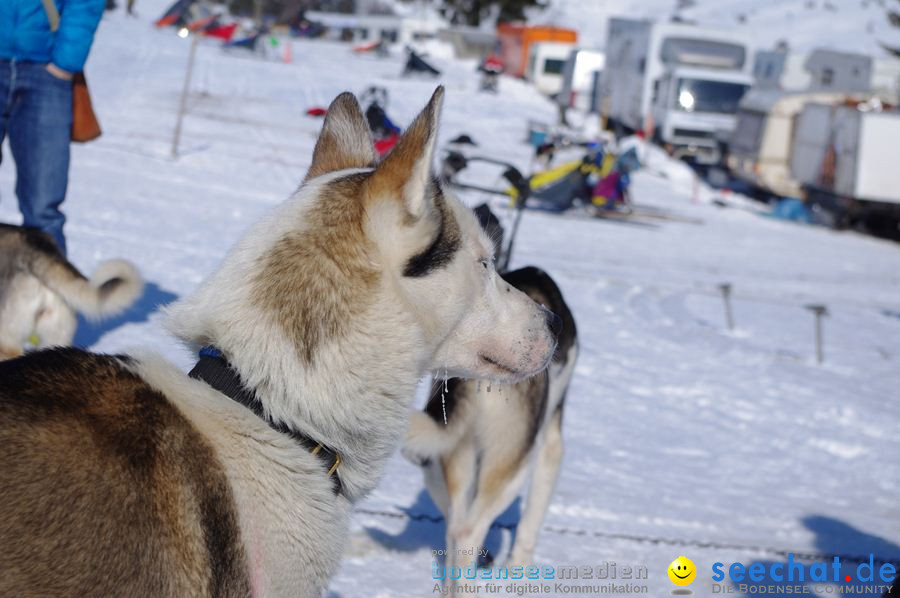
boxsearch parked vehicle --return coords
[601,17,752,162]
[872,57,900,104]
[729,45,896,199]
[558,48,605,112]
[526,41,576,95]
[650,66,751,163]
[753,48,873,93]
[496,24,577,79]
[728,89,858,198]
[791,103,900,234]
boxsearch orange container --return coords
[497,24,578,78]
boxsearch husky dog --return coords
[0,88,557,597]
[0,224,143,359]
[404,266,577,585]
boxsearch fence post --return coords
[718,283,734,331]
[171,34,199,159]
[805,304,829,364]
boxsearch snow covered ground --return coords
[2,5,899,597]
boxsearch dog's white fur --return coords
[151,88,555,595]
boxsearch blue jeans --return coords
[0,59,72,256]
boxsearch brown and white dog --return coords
[404,266,578,593]
[0,223,143,359]
[0,88,557,596]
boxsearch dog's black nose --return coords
[544,308,562,337]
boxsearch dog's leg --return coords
[423,459,451,517]
[507,405,564,568]
[442,442,477,594]
[0,345,23,360]
[450,458,529,597]
[0,276,41,357]
[34,294,77,349]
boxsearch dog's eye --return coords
[479,258,490,270]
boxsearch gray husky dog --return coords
[0,88,557,597]
[0,223,143,359]
[405,266,578,590]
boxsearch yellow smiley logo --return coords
[668,556,696,586]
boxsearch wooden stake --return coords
[171,34,198,159]
[805,304,829,364]
[718,283,734,330]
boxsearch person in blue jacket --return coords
[0,0,105,255]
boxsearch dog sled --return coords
[440,151,530,272]
[307,87,403,155]
[360,87,402,155]
[442,137,642,227]
[478,54,504,93]
[223,30,265,52]
[154,0,194,27]
[403,48,441,77]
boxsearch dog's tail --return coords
[402,379,473,465]
[403,410,467,465]
[26,245,144,320]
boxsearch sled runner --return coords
[441,151,529,271]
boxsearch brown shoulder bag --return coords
[42,0,102,143]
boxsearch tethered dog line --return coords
[354,507,899,567]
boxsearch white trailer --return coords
[601,17,752,161]
[791,104,900,231]
[557,48,605,112]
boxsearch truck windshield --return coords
[675,78,749,114]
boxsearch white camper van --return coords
[728,46,895,198]
[728,89,857,198]
[558,48,606,112]
[753,48,873,93]
[526,41,576,96]
[601,18,753,162]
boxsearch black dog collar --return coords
[189,347,343,496]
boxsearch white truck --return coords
[650,66,752,162]
[601,17,753,162]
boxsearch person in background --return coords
[0,0,105,256]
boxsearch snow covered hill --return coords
[1,2,899,596]
[534,0,900,58]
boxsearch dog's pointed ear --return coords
[368,86,444,221]
[305,92,376,182]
